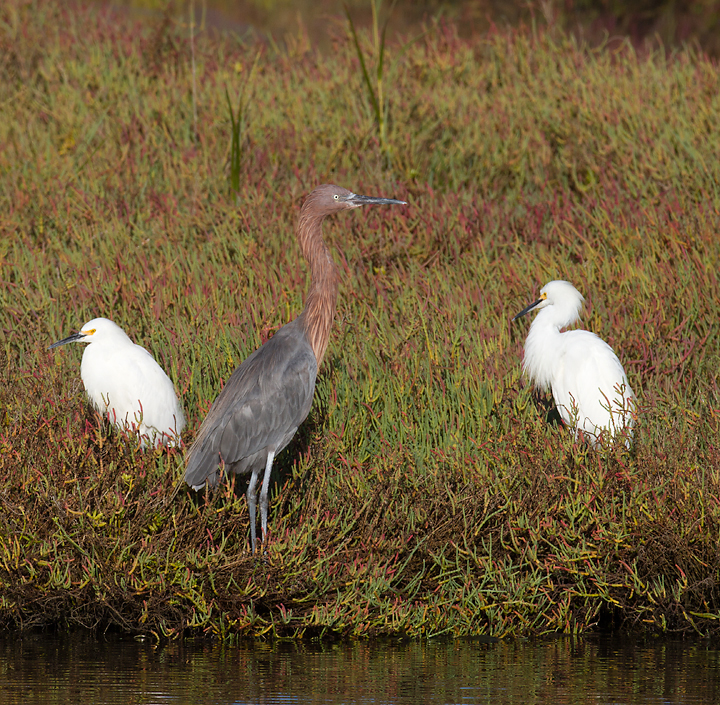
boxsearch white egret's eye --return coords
[85,328,97,336]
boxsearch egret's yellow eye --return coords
[84,328,96,336]
[540,293,547,301]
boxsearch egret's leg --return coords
[246,467,261,553]
[259,450,275,547]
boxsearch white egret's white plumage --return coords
[513,280,636,447]
[49,317,185,448]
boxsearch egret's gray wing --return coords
[185,321,318,488]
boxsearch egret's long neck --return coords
[297,209,340,366]
[523,312,563,391]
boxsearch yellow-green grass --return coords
[0,0,719,639]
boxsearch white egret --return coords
[513,280,636,447]
[49,317,185,448]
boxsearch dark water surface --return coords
[1,633,719,704]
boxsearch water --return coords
[2,633,720,704]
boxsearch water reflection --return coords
[1,633,719,704]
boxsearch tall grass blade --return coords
[345,5,381,120]
[225,86,241,202]
[224,50,261,205]
[345,0,398,165]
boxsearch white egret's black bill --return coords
[48,332,85,349]
[513,299,543,321]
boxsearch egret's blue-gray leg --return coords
[246,466,261,552]
[259,449,275,547]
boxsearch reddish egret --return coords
[49,317,185,448]
[184,184,406,552]
[513,280,636,447]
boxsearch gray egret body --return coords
[184,184,406,552]
[513,280,636,447]
[49,317,186,448]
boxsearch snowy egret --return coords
[49,317,185,448]
[184,184,406,553]
[513,280,636,447]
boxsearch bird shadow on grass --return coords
[533,391,564,427]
